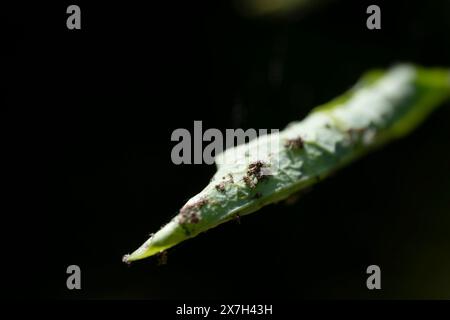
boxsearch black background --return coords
[3,0,450,299]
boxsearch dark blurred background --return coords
[3,0,450,299]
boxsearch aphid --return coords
[179,199,207,224]
[215,183,226,192]
[285,137,304,149]
[247,161,265,177]
[189,212,200,224]
[243,175,255,189]
[157,251,168,266]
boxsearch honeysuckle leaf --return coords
[123,65,450,263]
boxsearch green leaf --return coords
[123,65,450,263]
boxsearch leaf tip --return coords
[122,254,132,265]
